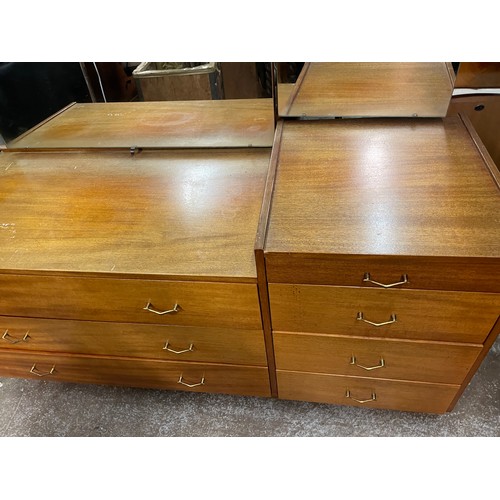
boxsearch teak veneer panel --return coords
[264,253,500,293]
[0,149,270,280]
[281,63,453,118]
[268,284,500,343]
[265,118,500,287]
[277,371,459,414]
[7,100,275,150]
[274,332,481,384]
[0,316,267,365]
[0,350,271,397]
[0,275,262,329]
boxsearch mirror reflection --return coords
[277,62,455,118]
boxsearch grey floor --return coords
[1,337,498,437]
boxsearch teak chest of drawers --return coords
[0,136,273,397]
[1,98,499,414]
[259,117,500,414]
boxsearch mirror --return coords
[277,62,455,118]
[4,62,276,150]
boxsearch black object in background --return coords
[0,62,91,143]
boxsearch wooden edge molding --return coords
[281,62,311,117]
[253,120,284,397]
[255,249,278,397]
[3,145,273,154]
[0,268,258,284]
[254,120,284,252]
[447,315,500,412]
[459,112,500,189]
[7,101,77,148]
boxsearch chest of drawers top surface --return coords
[266,117,499,258]
[264,117,500,289]
[8,100,275,150]
[0,148,270,281]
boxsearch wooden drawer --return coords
[277,370,459,413]
[265,254,500,293]
[0,350,271,397]
[0,317,267,366]
[268,284,500,343]
[274,332,481,384]
[0,275,262,329]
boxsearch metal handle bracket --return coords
[350,355,385,371]
[30,364,56,377]
[2,330,30,344]
[178,374,205,388]
[345,389,377,404]
[143,301,180,315]
[163,341,194,354]
[363,273,409,288]
[356,312,397,327]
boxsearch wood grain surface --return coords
[7,100,275,149]
[448,95,500,169]
[0,316,267,365]
[264,253,500,293]
[0,350,272,397]
[454,62,500,88]
[276,370,459,413]
[0,149,270,280]
[268,284,500,343]
[281,63,453,117]
[274,331,481,384]
[0,275,262,329]
[265,118,500,261]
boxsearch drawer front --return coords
[0,351,271,397]
[265,253,500,293]
[274,332,481,384]
[0,275,262,329]
[277,370,459,413]
[0,317,267,366]
[269,284,500,343]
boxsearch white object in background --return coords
[453,88,500,96]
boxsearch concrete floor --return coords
[1,337,498,437]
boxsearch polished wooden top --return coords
[280,63,454,118]
[265,117,500,259]
[8,100,275,150]
[0,148,271,280]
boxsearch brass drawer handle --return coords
[356,312,397,327]
[163,341,194,354]
[350,355,385,371]
[30,363,56,377]
[178,374,205,388]
[363,273,409,288]
[345,389,376,404]
[2,330,31,344]
[143,301,180,315]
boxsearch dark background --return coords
[0,62,91,143]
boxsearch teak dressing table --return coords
[0,65,499,414]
